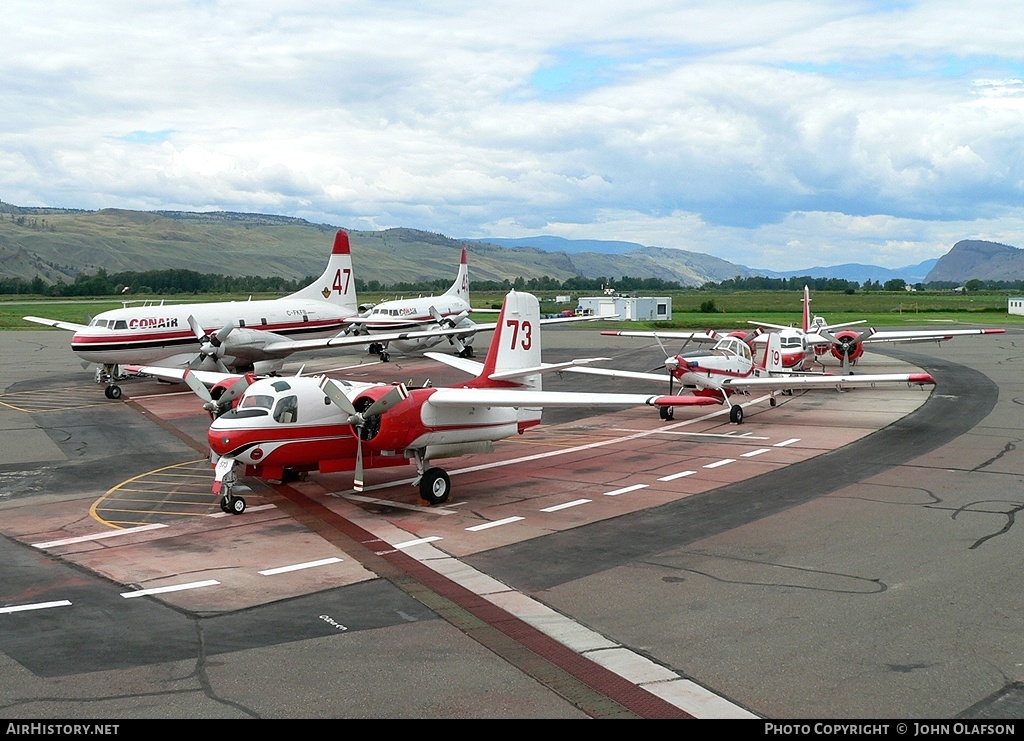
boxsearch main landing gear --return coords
[367,343,391,362]
[729,404,744,424]
[419,467,451,505]
[411,450,451,504]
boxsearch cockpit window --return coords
[273,395,298,424]
[90,319,109,328]
[239,394,274,410]
[270,381,292,392]
[113,320,127,330]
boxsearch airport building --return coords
[576,295,672,321]
[1009,298,1024,315]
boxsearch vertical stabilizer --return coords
[471,290,542,390]
[765,332,785,373]
[443,246,470,302]
[801,285,811,333]
[285,230,360,315]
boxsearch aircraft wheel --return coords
[221,494,246,514]
[368,343,382,355]
[769,397,777,407]
[659,405,674,421]
[105,385,122,400]
[419,467,451,505]
[729,405,744,424]
[379,351,391,362]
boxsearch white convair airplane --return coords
[339,246,485,362]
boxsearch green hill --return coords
[0,202,754,286]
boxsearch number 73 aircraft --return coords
[134,290,713,513]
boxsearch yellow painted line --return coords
[91,459,210,529]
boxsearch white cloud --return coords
[3,1,1024,271]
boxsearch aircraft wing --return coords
[601,330,719,342]
[555,366,670,383]
[861,328,1005,344]
[425,388,721,408]
[261,313,614,356]
[23,316,90,332]
[720,372,936,392]
[124,364,243,388]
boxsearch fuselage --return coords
[207,375,532,479]
[71,298,352,367]
[671,335,759,391]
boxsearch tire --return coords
[729,405,744,424]
[105,385,122,400]
[229,496,246,515]
[659,405,674,421]
[419,467,451,504]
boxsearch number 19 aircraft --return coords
[134,290,708,513]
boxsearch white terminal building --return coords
[576,295,672,321]
[1009,298,1024,316]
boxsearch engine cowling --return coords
[351,386,432,453]
[829,330,866,363]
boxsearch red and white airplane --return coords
[602,285,1005,373]
[135,290,707,513]
[26,232,592,399]
[24,231,362,398]
[580,328,937,423]
[339,246,487,362]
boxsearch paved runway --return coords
[0,323,1019,719]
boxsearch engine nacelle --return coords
[829,330,866,363]
[351,386,430,453]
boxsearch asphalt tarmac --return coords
[0,323,1020,720]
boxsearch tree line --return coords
[1,269,1020,298]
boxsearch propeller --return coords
[187,315,234,372]
[318,377,410,491]
[180,369,251,418]
[819,327,876,375]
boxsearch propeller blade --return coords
[213,323,234,346]
[353,440,365,492]
[180,369,213,403]
[216,375,251,407]
[363,383,409,418]
[187,315,206,343]
[318,377,357,417]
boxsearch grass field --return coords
[2,289,1018,331]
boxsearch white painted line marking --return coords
[541,499,591,512]
[33,523,168,548]
[608,428,769,441]
[121,580,220,599]
[394,536,443,548]
[774,438,801,447]
[703,459,736,469]
[258,557,343,576]
[604,484,648,497]
[466,517,525,532]
[0,600,72,614]
[741,448,771,457]
[657,470,696,482]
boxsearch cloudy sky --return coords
[4,1,1024,271]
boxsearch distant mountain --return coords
[924,240,1024,282]
[0,204,752,287]
[750,260,938,285]
[468,236,640,255]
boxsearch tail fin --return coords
[471,290,542,390]
[801,285,811,333]
[284,230,359,314]
[764,332,785,373]
[443,246,470,302]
